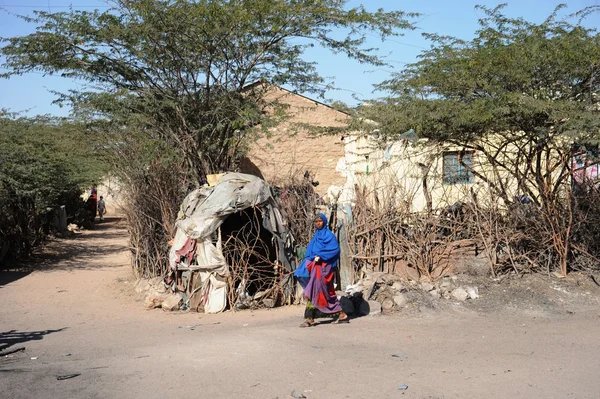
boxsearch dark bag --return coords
[340,291,364,316]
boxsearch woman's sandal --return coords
[333,317,350,324]
[299,321,316,328]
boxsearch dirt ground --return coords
[2,217,600,399]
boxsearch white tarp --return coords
[169,173,294,313]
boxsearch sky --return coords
[0,0,598,117]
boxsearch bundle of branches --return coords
[222,208,290,310]
[348,185,478,281]
[495,181,600,276]
[122,159,190,278]
[570,183,600,272]
[272,172,320,248]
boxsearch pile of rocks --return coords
[421,276,479,302]
[345,273,480,314]
[136,277,184,311]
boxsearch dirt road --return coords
[1,218,600,399]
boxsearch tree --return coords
[1,0,417,184]
[360,4,600,275]
[0,113,106,264]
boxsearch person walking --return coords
[294,213,349,327]
[97,195,106,221]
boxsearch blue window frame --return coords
[443,151,474,184]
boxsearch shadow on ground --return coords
[1,217,129,283]
[0,271,32,289]
[0,328,67,352]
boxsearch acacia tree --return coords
[360,4,600,275]
[1,0,417,184]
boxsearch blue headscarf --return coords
[294,213,340,279]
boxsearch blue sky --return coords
[0,0,598,116]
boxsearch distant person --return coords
[293,213,349,327]
[86,187,98,223]
[97,196,106,221]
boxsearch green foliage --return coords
[1,0,417,183]
[363,4,600,142]
[359,4,600,275]
[0,113,107,265]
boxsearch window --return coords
[443,151,474,184]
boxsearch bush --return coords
[0,114,106,267]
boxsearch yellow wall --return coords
[335,133,568,212]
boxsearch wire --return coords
[0,4,110,8]
[364,32,426,50]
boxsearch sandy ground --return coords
[2,217,600,399]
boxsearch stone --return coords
[391,282,405,292]
[429,289,441,299]
[135,279,151,293]
[144,294,166,309]
[465,286,479,299]
[161,293,183,311]
[439,280,453,292]
[362,280,374,289]
[149,277,167,293]
[262,298,275,308]
[420,282,435,292]
[362,300,381,316]
[382,298,395,311]
[451,287,469,302]
[393,294,408,308]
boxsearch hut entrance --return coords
[220,208,281,310]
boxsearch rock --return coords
[144,294,166,309]
[382,298,395,311]
[420,282,434,292]
[363,300,381,316]
[439,280,453,292]
[262,298,275,308]
[391,282,405,292]
[149,277,167,293]
[465,286,479,299]
[552,271,566,279]
[451,287,469,302]
[291,391,306,399]
[362,279,374,289]
[135,279,151,293]
[393,294,408,308]
[161,293,183,311]
[429,289,441,299]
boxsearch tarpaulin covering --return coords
[169,173,295,313]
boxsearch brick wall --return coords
[242,86,349,197]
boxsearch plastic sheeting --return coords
[169,173,295,313]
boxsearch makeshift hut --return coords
[168,173,296,313]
